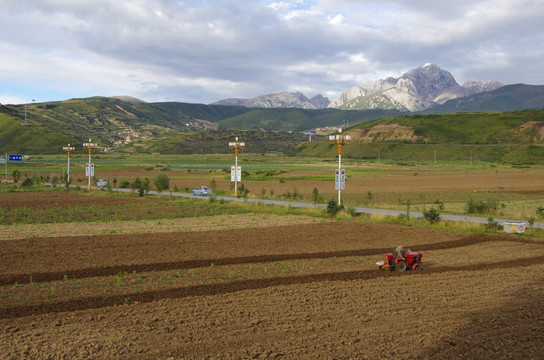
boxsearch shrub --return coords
[465,196,502,215]
[32,172,41,185]
[12,170,21,183]
[312,187,323,204]
[154,172,170,193]
[434,199,444,211]
[51,175,60,188]
[423,207,441,224]
[537,206,544,219]
[326,200,343,216]
[130,177,142,192]
[237,183,249,199]
[365,191,374,206]
[21,177,33,187]
[119,180,130,189]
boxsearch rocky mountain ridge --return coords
[328,64,503,112]
[212,91,330,109]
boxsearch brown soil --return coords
[0,191,143,209]
[349,124,422,143]
[1,221,543,359]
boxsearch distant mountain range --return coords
[329,64,504,112]
[211,64,544,115]
[212,91,330,109]
[1,63,544,154]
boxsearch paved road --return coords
[7,181,543,230]
[137,188,544,230]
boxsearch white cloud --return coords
[0,0,543,104]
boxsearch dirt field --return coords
[1,215,543,359]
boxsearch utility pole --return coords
[329,129,351,205]
[229,137,245,197]
[83,139,98,190]
[62,144,75,183]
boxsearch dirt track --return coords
[1,221,544,359]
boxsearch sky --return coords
[1,0,543,105]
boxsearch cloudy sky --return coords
[1,0,543,105]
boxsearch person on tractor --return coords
[393,245,410,259]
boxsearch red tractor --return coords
[376,246,423,272]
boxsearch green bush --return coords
[326,200,343,216]
[465,196,502,214]
[154,172,170,193]
[312,187,323,204]
[423,207,441,224]
[21,177,33,187]
[537,206,544,219]
[12,170,20,183]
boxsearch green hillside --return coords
[365,110,544,144]
[0,97,397,154]
[427,84,544,113]
[290,109,544,164]
[0,112,72,154]
[218,108,401,131]
[119,130,320,154]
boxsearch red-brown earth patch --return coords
[1,221,543,359]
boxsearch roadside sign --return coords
[0,157,5,164]
[9,154,22,162]
[230,166,241,182]
[335,169,346,190]
[85,163,95,177]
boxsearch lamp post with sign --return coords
[82,139,98,190]
[228,137,245,197]
[62,144,75,183]
[329,129,351,205]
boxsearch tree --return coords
[327,200,343,216]
[312,187,323,204]
[12,170,20,183]
[130,177,142,193]
[21,176,33,187]
[423,207,441,224]
[51,175,60,188]
[154,172,170,194]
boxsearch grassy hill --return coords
[427,84,544,113]
[0,111,72,154]
[119,130,321,155]
[290,109,544,164]
[2,94,544,163]
[0,97,396,154]
[217,108,401,131]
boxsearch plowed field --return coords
[1,218,544,359]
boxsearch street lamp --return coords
[228,137,245,197]
[329,129,351,205]
[62,144,75,183]
[82,139,98,190]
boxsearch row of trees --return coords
[9,169,170,197]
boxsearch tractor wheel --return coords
[396,260,407,272]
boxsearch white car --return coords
[192,186,212,196]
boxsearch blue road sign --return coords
[9,154,22,161]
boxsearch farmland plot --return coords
[1,191,543,359]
